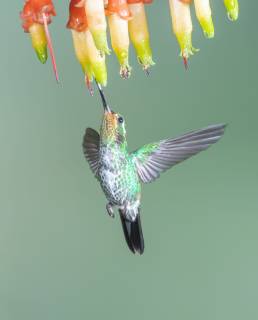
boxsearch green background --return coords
[1,1,257,319]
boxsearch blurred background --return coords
[1,1,257,320]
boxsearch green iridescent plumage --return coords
[132,143,159,162]
[82,84,226,255]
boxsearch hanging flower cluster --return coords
[20,0,239,88]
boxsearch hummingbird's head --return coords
[101,110,126,146]
[96,83,127,146]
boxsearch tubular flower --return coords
[20,0,59,81]
[224,0,239,21]
[84,0,110,55]
[106,0,132,79]
[21,0,240,84]
[67,0,107,89]
[169,0,199,68]
[127,0,155,73]
[194,0,214,38]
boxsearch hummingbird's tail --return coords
[119,210,144,255]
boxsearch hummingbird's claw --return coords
[106,203,115,218]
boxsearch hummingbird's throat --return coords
[101,113,126,147]
[102,113,117,142]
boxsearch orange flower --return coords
[67,0,88,32]
[67,0,107,89]
[105,0,132,19]
[20,0,59,81]
[127,0,153,4]
[106,0,132,78]
[21,0,56,32]
[179,0,192,4]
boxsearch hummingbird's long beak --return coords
[95,81,111,113]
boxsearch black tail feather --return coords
[119,210,144,255]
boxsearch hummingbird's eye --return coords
[118,116,124,124]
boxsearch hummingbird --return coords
[82,84,226,255]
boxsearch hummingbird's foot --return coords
[106,203,115,218]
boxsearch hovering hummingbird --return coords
[82,84,226,255]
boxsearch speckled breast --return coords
[98,146,141,205]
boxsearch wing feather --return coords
[82,128,100,176]
[132,124,226,183]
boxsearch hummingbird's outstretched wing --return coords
[83,128,100,176]
[131,124,226,183]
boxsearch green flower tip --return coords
[35,45,48,64]
[176,32,199,60]
[224,0,239,21]
[92,30,111,55]
[134,39,155,71]
[92,61,107,87]
[114,49,132,79]
[79,56,106,87]
[120,64,132,80]
[200,16,215,39]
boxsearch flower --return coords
[106,0,132,78]
[84,0,110,55]
[127,0,155,73]
[169,0,199,68]
[67,0,107,90]
[224,0,239,21]
[21,0,240,85]
[194,0,214,39]
[20,0,59,81]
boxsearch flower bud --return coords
[194,0,214,39]
[128,1,154,73]
[29,23,48,63]
[67,0,107,87]
[169,0,198,67]
[84,0,110,54]
[106,0,131,79]
[224,0,239,21]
